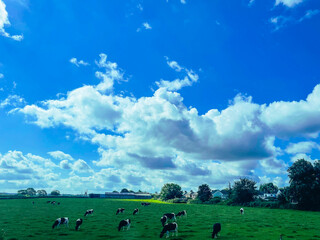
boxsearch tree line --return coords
[158,158,320,210]
[17,188,60,197]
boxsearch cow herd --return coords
[48,200,244,238]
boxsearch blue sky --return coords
[0,0,320,193]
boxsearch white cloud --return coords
[156,57,199,91]
[260,158,288,174]
[258,175,286,188]
[299,9,320,22]
[70,57,89,67]
[269,16,292,31]
[260,84,320,138]
[143,22,152,29]
[137,4,143,11]
[0,151,57,183]
[286,141,320,154]
[290,153,313,162]
[48,151,74,161]
[275,0,304,8]
[95,53,125,92]
[72,159,93,173]
[0,73,4,79]
[0,95,26,109]
[15,53,320,191]
[0,0,23,41]
[59,160,72,170]
[137,22,152,32]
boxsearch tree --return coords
[160,183,183,200]
[231,178,257,203]
[120,188,129,193]
[27,188,36,196]
[259,183,278,194]
[197,184,212,202]
[17,189,27,195]
[287,158,320,209]
[37,190,47,196]
[277,187,291,204]
[51,190,60,196]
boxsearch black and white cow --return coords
[240,208,244,215]
[52,217,69,229]
[84,209,94,217]
[141,202,151,206]
[160,222,178,238]
[75,218,83,231]
[118,219,131,231]
[176,210,187,218]
[116,208,125,215]
[133,208,139,215]
[212,223,221,239]
[163,213,176,222]
[161,215,168,227]
[51,201,56,205]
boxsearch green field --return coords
[1,198,320,240]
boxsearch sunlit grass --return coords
[0,198,320,239]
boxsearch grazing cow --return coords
[133,208,139,215]
[52,217,69,229]
[51,201,56,205]
[212,223,221,239]
[75,218,83,231]
[163,213,176,222]
[161,215,168,227]
[176,210,187,218]
[57,202,60,205]
[141,202,151,206]
[240,208,244,215]
[118,219,131,231]
[116,208,125,215]
[160,222,178,238]
[32,201,35,205]
[84,209,94,217]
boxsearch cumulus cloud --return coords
[260,158,288,174]
[0,0,23,41]
[48,151,74,161]
[286,141,320,154]
[0,95,26,109]
[0,151,57,183]
[70,57,89,67]
[15,53,320,191]
[0,73,3,79]
[290,153,314,162]
[260,85,320,138]
[59,160,72,170]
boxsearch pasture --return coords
[0,198,320,239]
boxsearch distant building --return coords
[184,191,197,199]
[212,190,227,199]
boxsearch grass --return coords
[0,198,320,239]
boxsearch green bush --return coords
[167,198,188,203]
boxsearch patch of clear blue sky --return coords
[0,0,320,160]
